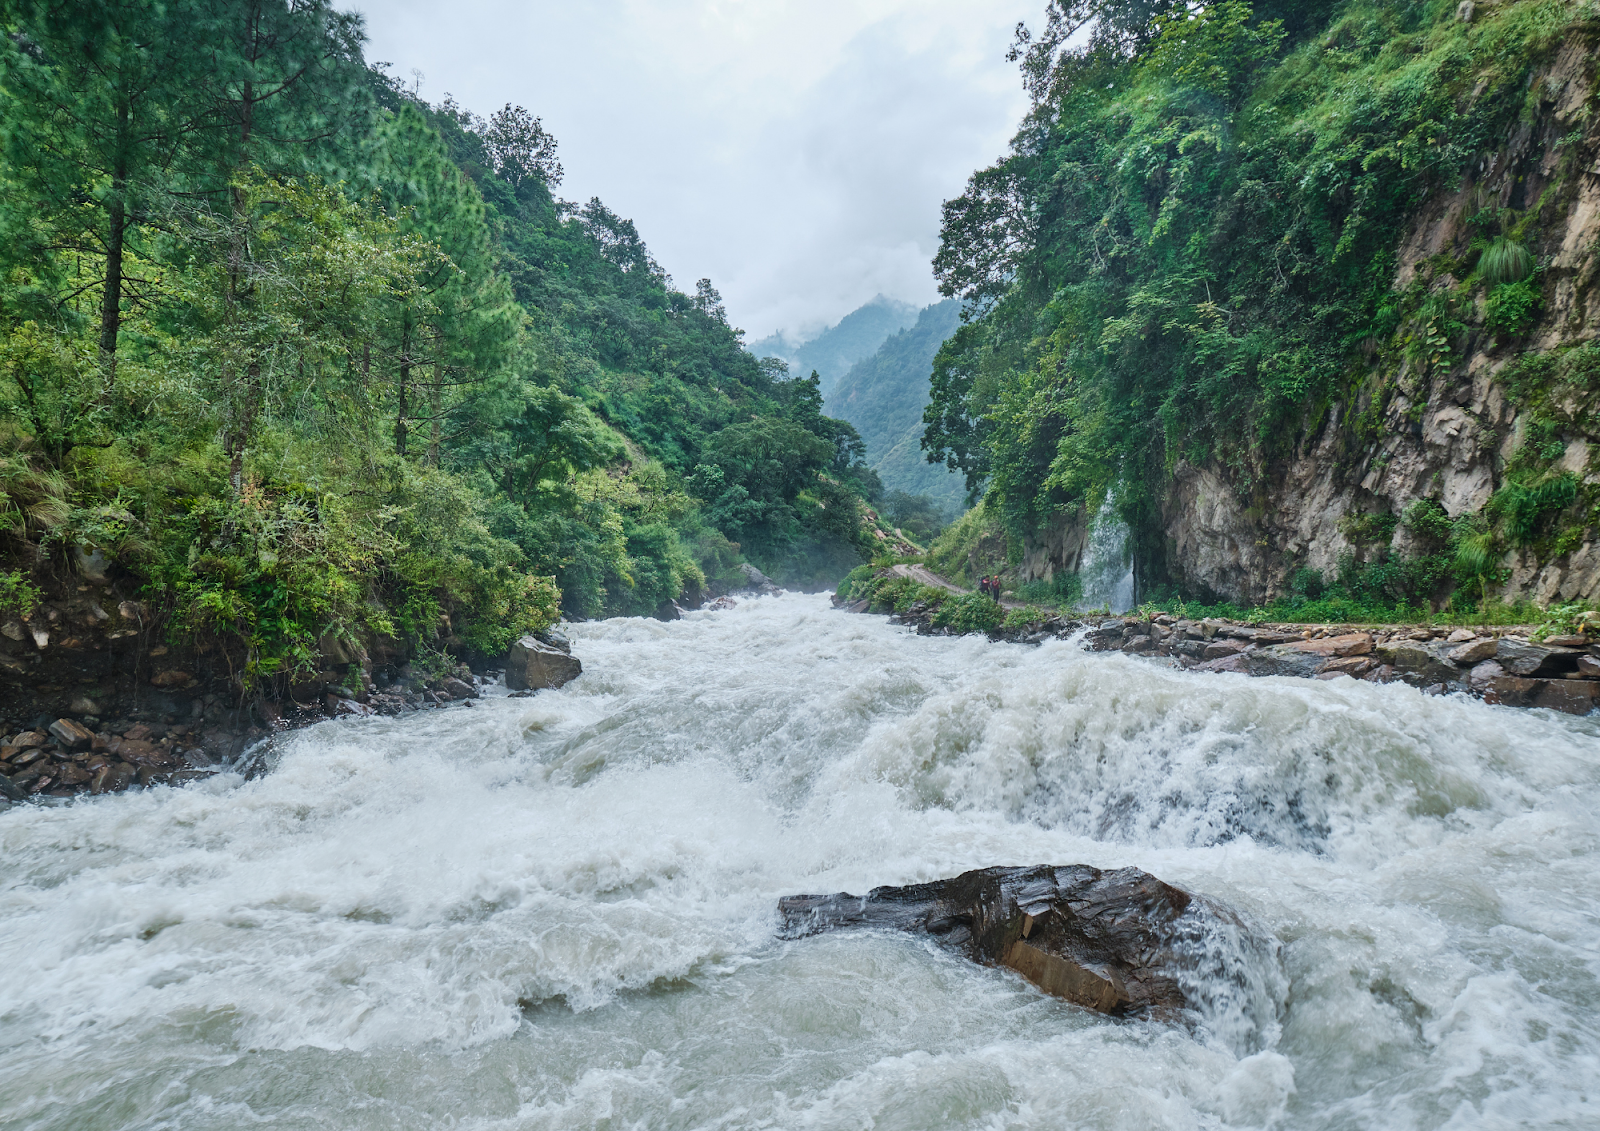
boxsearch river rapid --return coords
[2,593,1598,1130]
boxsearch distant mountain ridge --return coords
[748,295,918,399]
[826,299,964,517]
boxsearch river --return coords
[2,593,1597,1130]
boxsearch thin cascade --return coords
[1077,494,1134,613]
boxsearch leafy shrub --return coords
[1002,605,1057,630]
[1485,277,1540,337]
[1289,566,1325,599]
[1339,510,1398,546]
[1401,498,1453,544]
[836,564,877,600]
[1532,602,1600,641]
[0,569,41,619]
[931,591,1005,633]
[1013,571,1084,608]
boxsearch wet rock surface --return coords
[505,635,583,691]
[780,865,1249,1019]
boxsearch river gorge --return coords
[2,594,1597,1129]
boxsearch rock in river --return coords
[505,635,583,691]
[780,864,1262,1020]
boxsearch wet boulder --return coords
[734,563,780,596]
[779,864,1253,1020]
[48,718,94,750]
[1375,640,1461,687]
[1243,646,1324,679]
[1495,637,1581,677]
[505,635,582,691]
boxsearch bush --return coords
[1485,277,1540,337]
[0,568,40,619]
[1289,566,1325,599]
[1014,571,1084,608]
[931,591,1005,633]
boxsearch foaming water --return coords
[2,594,1597,1129]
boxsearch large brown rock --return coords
[505,635,582,691]
[1448,638,1498,665]
[1287,632,1374,657]
[1534,679,1600,715]
[48,718,94,749]
[1485,674,1545,707]
[779,865,1255,1020]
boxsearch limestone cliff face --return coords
[1032,38,1600,607]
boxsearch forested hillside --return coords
[926,0,1600,614]
[0,0,880,689]
[826,299,965,518]
[749,295,917,400]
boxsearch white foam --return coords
[1,593,1596,1129]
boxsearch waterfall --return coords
[1077,494,1135,612]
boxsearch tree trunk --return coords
[227,360,260,496]
[428,363,442,466]
[395,318,411,456]
[98,98,131,388]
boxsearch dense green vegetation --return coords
[923,0,1598,610]
[826,299,966,518]
[834,564,1006,633]
[0,0,878,688]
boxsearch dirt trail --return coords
[887,564,1027,610]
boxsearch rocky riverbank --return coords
[0,567,779,806]
[0,662,498,804]
[835,577,1600,716]
[0,567,515,803]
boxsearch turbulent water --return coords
[3,595,1599,1130]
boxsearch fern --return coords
[1489,472,1579,547]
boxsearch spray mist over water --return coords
[1078,495,1135,613]
[2,594,1597,1129]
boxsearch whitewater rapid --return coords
[2,593,1597,1129]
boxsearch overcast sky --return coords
[350,0,1037,341]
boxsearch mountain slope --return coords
[827,299,964,516]
[750,295,917,398]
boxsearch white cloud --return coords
[351,0,1036,338]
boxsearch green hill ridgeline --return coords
[0,0,879,689]
[826,299,966,520]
